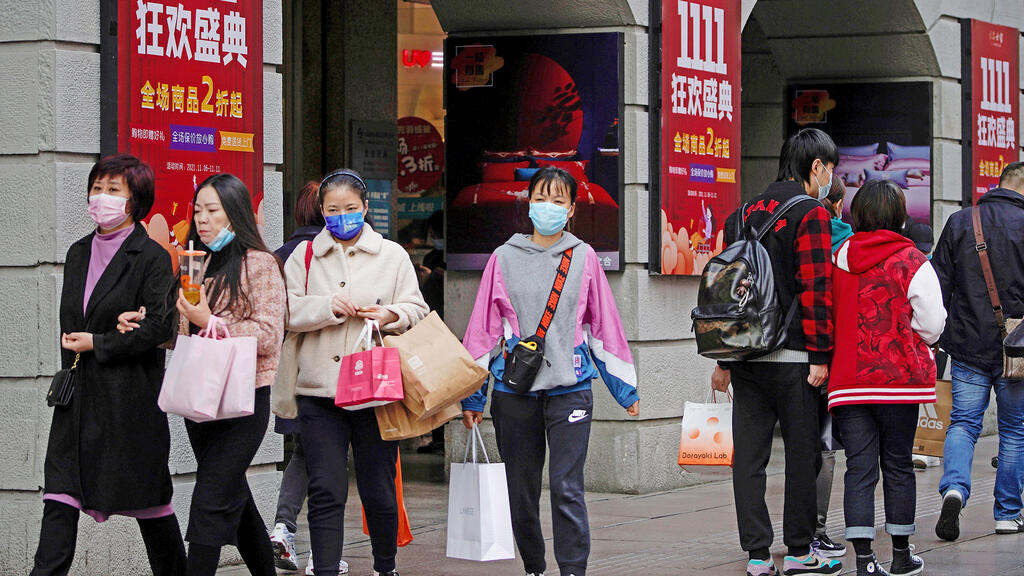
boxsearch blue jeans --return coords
[939,360,1024,521]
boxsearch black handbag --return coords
[47,353,80,407]
[503,249,573,394]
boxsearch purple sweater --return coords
[83,226,134,314]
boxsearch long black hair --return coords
[186,173,283,319]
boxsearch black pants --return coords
[31,500,186,576]
[184,386,274,576]
[492,389,593,576]
[731,362,821,558]
[833,403,919,541]
[298,396,399,575]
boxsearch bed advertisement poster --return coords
[786,82,934,231]
[444,33,624,271]
[114,0,263,263]
[651,0,741,276]
[962,19,1020,206]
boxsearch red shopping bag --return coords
[362,451,414,547]
[335,320,404,410]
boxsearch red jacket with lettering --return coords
[827,230,946,410]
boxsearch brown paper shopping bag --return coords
[375,399,461,441]
[913,379,952,457]
[382,312,489,420]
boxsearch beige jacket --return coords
[284,226,428,398]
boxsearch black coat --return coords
[933,188,1024,374]
[45,224,177,513]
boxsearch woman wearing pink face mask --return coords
[31,154,186,576]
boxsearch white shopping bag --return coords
[678,389,733,467]
[446,425,516,562]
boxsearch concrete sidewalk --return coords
[220,434,1024,576]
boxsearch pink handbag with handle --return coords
[335,319,404,410]
[159,316,257,422]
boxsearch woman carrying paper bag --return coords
[279,169,427,576]
[460,167,639,576]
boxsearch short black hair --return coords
[528,165,578,203]
[787,128,839,184]
[851,179,906,233]
[87,154,155,222]
[776,137,797,181]
[999,161,1024,191]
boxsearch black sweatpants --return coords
[298,396,399,575]
[492,389,593,576]
[730,362,821,558]
[31,500,186,576]
[184,386,275,576]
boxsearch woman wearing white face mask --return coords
[167,173,287,576]
[32,154,186,575]
[460,166,639,576]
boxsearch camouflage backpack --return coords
[690,195,816,361]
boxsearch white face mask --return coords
[814,164,833,201]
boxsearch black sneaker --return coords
[890,547,924,576]
[374,572,399,576]
[812,533,847,558]
[856,554,890,576]
[992,456,998,468]
[935,489,963,541]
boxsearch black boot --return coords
[856,554,890,576]
[890,547,924,576]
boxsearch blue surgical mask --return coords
[325,212,365,240]
[529,202,569,236]
[206,226,235,252]
[815,165,833,201]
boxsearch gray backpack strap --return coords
[755,195,819,242]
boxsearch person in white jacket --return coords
[281,169,428,576]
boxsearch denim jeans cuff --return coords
[885,522,916,536]
[845,526,875,540]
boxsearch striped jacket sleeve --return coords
[460,253,519,412]
[583,249,639,409]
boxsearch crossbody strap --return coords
[535,248,574,339]
[303,240,314,293]
[972,206,1007,337]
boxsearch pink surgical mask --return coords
[88,193,130,230]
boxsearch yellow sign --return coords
[219,131,254,152]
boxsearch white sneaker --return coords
[305,552,350,575]
[995,514,1024,534]
[269,523,298,571]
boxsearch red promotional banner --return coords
[964,19,1019,205]
[397,117,444,195]
[118,0,263,259]
[657,0,741,275]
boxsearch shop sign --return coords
[397,116,444,194]
[351,120,396,180]
[655,0,741,275]
[962,19,1020,205]
[117,0,263,248]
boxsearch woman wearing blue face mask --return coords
[175,173,287,576]
[276,169,428,576]
[461,166,639,576]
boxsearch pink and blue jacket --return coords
[460,232,638,412]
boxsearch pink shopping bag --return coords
[335,320,404,410]
[159,320,237,422]
[159,317,257,422]
[208,317,257,420]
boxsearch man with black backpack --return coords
[710,128,839,576]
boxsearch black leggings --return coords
[184,387,274,576]
[185,497,275,575]
[31,500,186,576]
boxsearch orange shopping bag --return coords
[362,451,414,547]
[678,389,733,467]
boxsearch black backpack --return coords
[690,195,817,361]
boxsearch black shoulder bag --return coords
[47,353,80,407]
[503,248,574,394]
